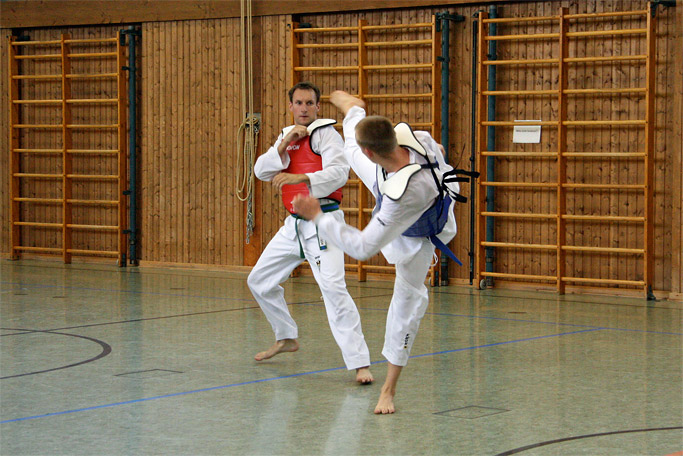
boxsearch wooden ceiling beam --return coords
[1,0,495,29]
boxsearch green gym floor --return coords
[1,260,681,455]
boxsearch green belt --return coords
[293,203,339,259]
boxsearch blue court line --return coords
[297,303,683,336]
[425,311,683,336]
[1,328,600,424]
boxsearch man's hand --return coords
[277,125,309,157]
[330,90,365,116]
[292,194,322,221]
[272,173,309,191]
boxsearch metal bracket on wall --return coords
[651,0,676,17]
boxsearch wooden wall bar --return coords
[1,0,681,298]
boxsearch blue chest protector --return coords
[372,123,479,266]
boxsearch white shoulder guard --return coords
[280,118,336,139]
[379,163,423,201]
[376,122,430,200]
[394,122,427,157]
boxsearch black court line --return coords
[496,426,683,455]
[0,328,112,379]
[0,306,261,335]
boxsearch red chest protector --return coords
[281,122,343,214]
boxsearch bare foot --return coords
[254,339,299,361]
[374,388,396,414]
[330,90,365,116]
[356,366,374,385]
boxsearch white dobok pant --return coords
[382,239,434,367]
[247,211,370,370]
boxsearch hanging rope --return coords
[235,0,260,243]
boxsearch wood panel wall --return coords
[2,0,681,298]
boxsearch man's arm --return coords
[305,126,349,198]
[254,126,310,187]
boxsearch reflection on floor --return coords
[1,260,681,455]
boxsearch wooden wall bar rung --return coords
[67,52,118,58]
[364,93,432,99]
[66,99,118,103]
[562,277,645,286]
[565,88,646,94]
[563,120,645,126]
[363,63,431,70]
[481,181,556,188]
[563,152,646,157]
[14,222,62,228]
[67,249,119,256]
[483,58,559,65]
[481,211,557,219]
[482,151,558,157]
[14,148,63,153]
[68,199,119,205]
[365,39,432,47]
[362,23,432,30]
[66,124,118,129]
[484,16,559,24]
[13,124,62,128]
[481,272,557,281]
[11,40,61,46]
[13,99,62,104]
[15,54,62,60]
[15,246,63,253]
[64,38,118,44]
[14,173,62,178]
[293,65,357,71]
[296,43,358,49]
[565,55,647,63]
[482,121,558,126]
[485,33,559,41]
[562,246,644,254]
[566,29,647,38]
[563,215,645,222]
[481,242,557,250]
[67,149,119,154]
[14,198,62,203]
[66,73,118,79]
[12,75,61,80]
[66,174,119,179]
[67,224,118,231]
[565,10,647,19]
[293,26,357,33]
[563,183,645,190]
[482,90,559,96]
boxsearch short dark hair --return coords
[288,82,321,104]
[355,116,397,156]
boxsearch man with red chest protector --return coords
[247,82,373,384]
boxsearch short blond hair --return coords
[355,116,397,157]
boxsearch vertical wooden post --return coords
[116,31,129,265]
[289,22,299,90]
[474,13,489,288]
[429,14,443,287]
[8,36,21,260]
[61,33,73,263]
[556,8,569,294]
[357,19,368,282]
[643,5,656,298]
